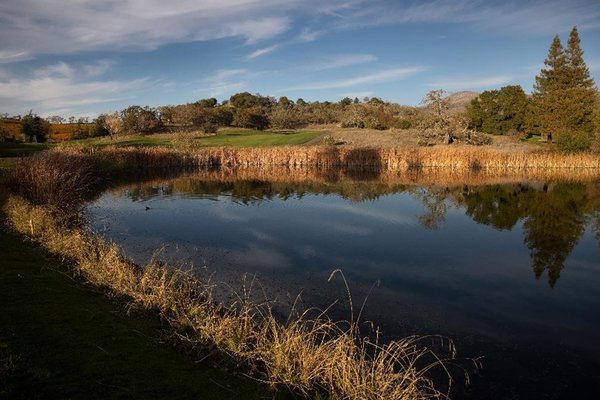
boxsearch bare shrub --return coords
[11,150,98,215]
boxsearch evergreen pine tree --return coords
[565,26,595,89]
[562,26,597,137]
[531,28,598,147]
[534,35,568,95]
[531,35,569,140]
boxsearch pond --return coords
[87,171,600,399]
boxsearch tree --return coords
[560,26,597,136]
[120,106,162,134]
[531,27,598,148]
[196,97,218,108]
[46,115,64,124]
[467,85,529,135]
[419,89,453,143]
[20,112,50,142]
[103,112,122,139]
[92,115,110,137]
[339,97,352,106]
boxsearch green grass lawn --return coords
[0,142,49,158]
[193,129,322,147]
[71,129,322,149]
[0,223,280,400]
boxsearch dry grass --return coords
[83,145,600,172]
[3,150,466,400]
[9,151,99,214]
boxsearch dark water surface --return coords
[87,174,600,399]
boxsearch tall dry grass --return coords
[9,151,99,214]
[3,150,465,399]
[87,145,600,173]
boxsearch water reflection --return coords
[113,174,600,288]
[88,171,600,399]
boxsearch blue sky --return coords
[0,0,599,118]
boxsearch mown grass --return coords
[0,218,275,400]
[68,129,322,149]
[0,142,49,158]
[193,130,322,148]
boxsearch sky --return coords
[0,0,599,118]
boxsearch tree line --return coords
[1,26,597,151]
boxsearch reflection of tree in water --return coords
[461,183,591,287]
[522,184,588,287]
[119,175,598,287]
[462,184,530,230]
[413,187,450,230]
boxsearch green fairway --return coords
[0,224,276,400]
[70,129,321,149]
[194,129,322,147]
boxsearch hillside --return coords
[445,91,479,113]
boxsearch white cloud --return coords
[0,0,359,55]
[297,29,326,42]
[289,67,426,90]
[0,50,32,64]
[246,45,280,60]
[309,54,377,70]
[425,75,512,89]
[332,0,600,36]
[0,61,148,116]
[201,69,250,97]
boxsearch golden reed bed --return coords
[85,145,600,185]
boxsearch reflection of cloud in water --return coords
[311,197,417,227]
[208,203,251,222]
[297,245,318,259]
[228,244,292,270]
[247,228,280,243]
[316,220,373,236]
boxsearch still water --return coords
[87,173,600,399]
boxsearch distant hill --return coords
[445,91,479,113]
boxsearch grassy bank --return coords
[0,218,274,399]
[3,150,454,399]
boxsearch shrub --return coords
[20,112,50,142]
[395,119,412,130]
[363,116,386,130]
[202,122,218,134]
[0,123,13,142]
[556,130,593,152]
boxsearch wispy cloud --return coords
[0,61,147,116]
[425,75,512,89]
[0,0,359,55]
[246,45,279,60]
[297,28,326,42]
[0,50,32,64]
[309,54,377,70]
[332,0,600,36]
[201,69,249,97]
[290,67,426,90]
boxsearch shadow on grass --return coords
[0,215,284,400]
